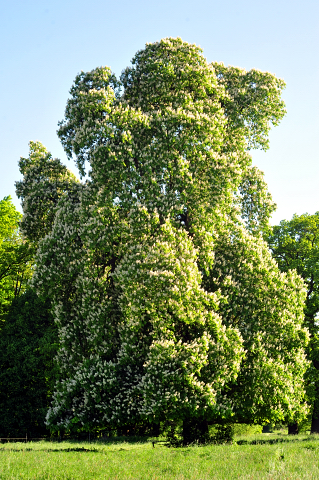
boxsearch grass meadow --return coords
[1,432,319,479]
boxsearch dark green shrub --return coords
[211,424,234,444]
[0,290,57,437]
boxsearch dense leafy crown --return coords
[0,196,32,322]
[17,38,309,431]
[268,213,319,329]
[267,213,319,425]
[16,141,79,243]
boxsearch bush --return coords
[233,424,263,436]
[0,290,57,437]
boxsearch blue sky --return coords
[1,0,318,224]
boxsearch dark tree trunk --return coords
[119,425,129,436]
[262,425,272,433]
[311,416,319,434]
[288,423,298,435]
[182,418,209,445]
[151,423,160,436]
[311,396,319,434]
[311,369,319,433]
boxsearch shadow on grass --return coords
[2,434,319,452]
[236,435,319,446]
[0,447,100,453]
[96,435,156,444]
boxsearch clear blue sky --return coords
[1,0,318,224]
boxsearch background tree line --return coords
[0,196,57,438]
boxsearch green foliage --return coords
[211,424,234,444]
[232,423,262,436]
[267,212,319,330]
[0,196,33,324]
[203,225,309,425]
[19,38,309,442]
[298,417,311,433]
[0,195,21,238]
[0,289,58,437]
[15,141,80,243]
[236,166,276,236]
[212,62,286,152]
[267,212,319,429]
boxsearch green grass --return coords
[1,433,319,479]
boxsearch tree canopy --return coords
[268,213,319,433]
[17,38,309,441]
[0,196,32,324]
[268,213,319,330]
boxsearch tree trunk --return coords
[311,416,319,434]
[288,423,298,435]
[311,396,319,434]
[182,418,208,445]
[311,372,319,433]
[151,423,160,436]
[262,424,272,433]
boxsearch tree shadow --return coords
[237,435,319,446]
[0,447,99,453]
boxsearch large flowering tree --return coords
[17,38,309,441]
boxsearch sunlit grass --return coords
[1,433,319,479]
